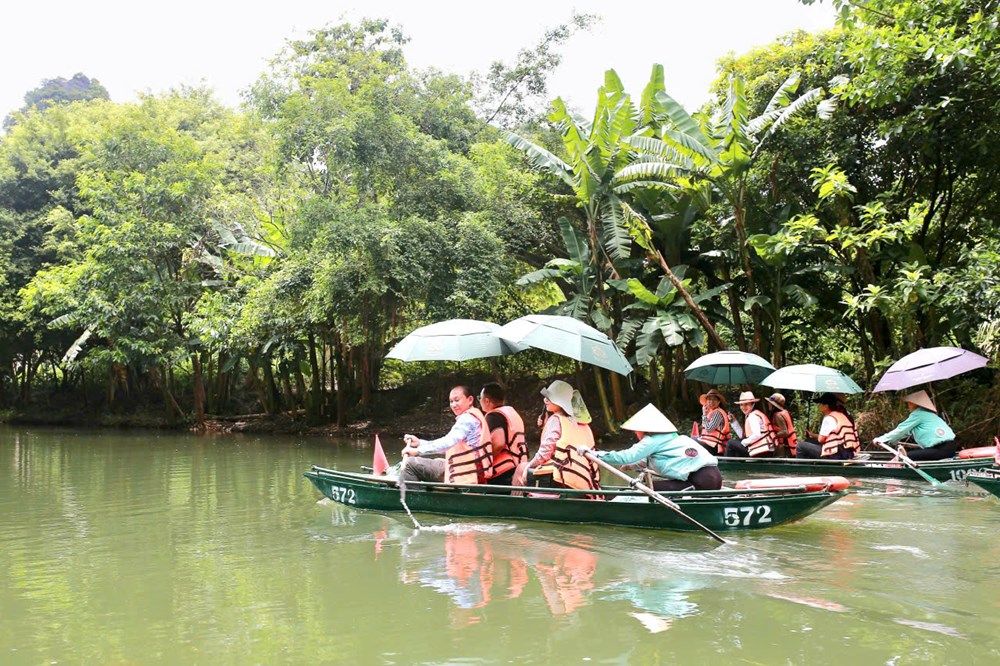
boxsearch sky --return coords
[2,0,835,120]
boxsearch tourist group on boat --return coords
[397,378,962,497]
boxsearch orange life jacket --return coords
[445,407,493,484]
[700,407,731,454]
[819,411,860,458]
[551,416,601,493]
[774,409,798,456]
[745,409,778,457]
[487,405,528,478]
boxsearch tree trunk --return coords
[307,333,322,422]
[191,353,206,431]
[592,366,617,434]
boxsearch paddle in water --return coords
[397,455,423,529]
[872,440,943,487]
[580,448,728,544]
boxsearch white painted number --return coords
[328,485,357,505]
[723,505,772,527]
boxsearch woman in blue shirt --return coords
[873,390,957,461]
[595,404,722,491]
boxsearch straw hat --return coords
[734,391,759,404]
[699,388,727,406]
[902,390,937,413]
[621,404,677,433]
[541,380,592,424]
[765,393,786,410]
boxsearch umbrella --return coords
[872,346,989,392]
[493,314,633,376]
[760,364,863,394]
[386,319,524,362]
[683,351,775,385]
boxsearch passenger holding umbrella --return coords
[594,404,722,491]
[797,392,860,460]
[725,392,778,458]
[695,389,731,455]
[873,390,957,461]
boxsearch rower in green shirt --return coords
[595,404,722,491]
[873,390,957,461]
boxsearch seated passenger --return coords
[514,380,600,493]
[695,389,730,455]
[401,385,492,484]
[765,393,798,457]
[595,403,722,491]
[478,382,528,487]
[873,390,957,461]
[725,392,778,458]
[796,392,859,460]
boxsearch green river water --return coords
[2,426,999,664]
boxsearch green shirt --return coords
[879,408,955,448]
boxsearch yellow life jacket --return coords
[445,407,492,484]
[551,416,600,492]
[487,405,528,478]
[820,411,860,458]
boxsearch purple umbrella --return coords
[872,346,988,392]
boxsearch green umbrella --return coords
[684,351,775,385]
[493,314,633,376]
[760,364,863,394]
[386,319,524,362]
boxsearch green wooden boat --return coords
[716,453,997,483]
[967,470,1000,498]
[304,465,846,533]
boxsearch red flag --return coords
[994,436,999,466]
[373,434,389,476]
[691,421,700,438]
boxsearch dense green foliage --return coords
[1,2,998,437]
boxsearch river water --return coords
[2,426,999,664]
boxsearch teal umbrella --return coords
[683,351,775,385]
[386,319,524,362]
[760,363,863,394]
[493,314,633,376]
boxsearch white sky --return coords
[2,0,835,120]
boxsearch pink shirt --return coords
[530,414,562,467]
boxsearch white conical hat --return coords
[902,390,937,413]
[620,404,677,433]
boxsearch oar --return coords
[872,440,943,487]
[581,449,728,544]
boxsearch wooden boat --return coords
[716,453,997,483]
[304,465,846,533]
[967,470,1000,498]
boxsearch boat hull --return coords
[968,471,1000,499]
[717,455,997,483]
[304,466,844,533]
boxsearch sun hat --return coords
[901,390,937,413]
[620,404,677,433]
[699,388,727,406]
[765,393,786,410]
[541,380,592,424]
[734,391,759,404]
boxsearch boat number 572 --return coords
[723,505,772,527]
[328,485,357,505]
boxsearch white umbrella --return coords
[493,314,633,376]
[386,319,524,362]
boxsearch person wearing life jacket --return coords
[402,385,492,484]
[873,390,956,461]
[594,403,722,491]
[515,379,600,494]
[765,392,798,457]
[725,391,778,457]
[695,389,731,455]
[796,392,859,459]
[478,382,528,488]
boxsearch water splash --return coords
[397,457,422,530]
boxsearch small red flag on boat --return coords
[691,421,700,438]
[994,436,1000,466]
[373,434,389,476]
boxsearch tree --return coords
[5,73,109,128]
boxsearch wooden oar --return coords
[581,449,728,544]
[872,440,943,487]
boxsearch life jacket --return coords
[745,409,778,457]
[551,416,601,493]
[819,411,860,458]
[774,409,798,456]
[445,407,493,484]
[700,407,731,454]
[487,405,528,478]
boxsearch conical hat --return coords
[902,390,937,413]
[621,404,677,433]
